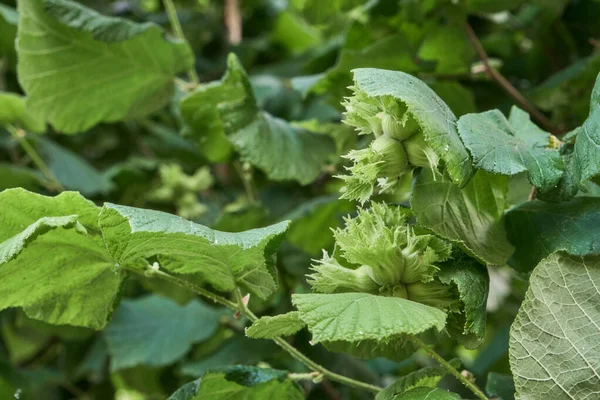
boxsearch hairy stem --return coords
[407,336,488,400]
[162,0,199,85]
[233,161,258,204]
[143,268,382,393]
[464,23,558,135]
[5,125,64,192]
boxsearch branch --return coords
[140,267,382,393]
[224,0,242,45]
[407,336,488,400]
[464,23,558,134]
[162,0,199,85]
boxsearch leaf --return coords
[389,387,463,400]
[0,164,42,191]
[291,292,447,344]
[351,68,474,187]
[418,25,474,74]
[0,92,45,133]
[505,197,600,272]
[0,4,18,68]
[104,295,222,371]
[35,136,114,196]
[168,366,304,400]
[0,189,123,329]
[245,312,305,339]
[376,361,461,400]
[573,101,600,184]
[509,252,600,400]
[180,54,335,184]
[99,203,289,299]
[411,169,514,266]
[485,372,515,400]
[438,254,489,348]
[16,0,193,133]
[457,107,563,191]
[284,195,353,255]
[0,215,85,262]
[180,336,278,377]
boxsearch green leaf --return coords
[180,54,335,184]
[168,366,304,400]
[99,203,289,299]
[485,372,515,400]
[438,254,489,349]
[418,25,473,74]
[284,196,353,255]
[245,312,305,339]
[36,137,114,196]
[388,387,463,400]
[0,92,45,133]
[0,4,18,68]
[0,164,42,191]
[104,295,222,371]
[411,169,514,266]
[351,68,474,187]
[16,0,194,133]
[180,336,278,377]
[376,361,461,400]
[292,292,447,344]
[505,197,600,272]
[457,107,563,191]
[509,252,600,400]
[0,189,122,329]
[573,103,600,184]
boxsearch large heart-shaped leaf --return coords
[17,0,194,133]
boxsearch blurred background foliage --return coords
[0,0,599,399]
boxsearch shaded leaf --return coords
[376,360,461,400]
[169,366,303,400]
[0,4,18,68]
[411,169,514,266]
[0,92,45,132]
[17,0,193,133]
[509,252,600,399]
[180,54,335,184]
[36,137,114,196]
[438,254,489,348]
[505,197,600,272]
[485,372,515,400]
[245,312,305,339]
[104,295,222,371]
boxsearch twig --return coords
[139,267,382,393]
[5,125,65,192]
[464,23,558,134]
[407,336,488,400]
[224,0,242,45]
[162,0,199,85]
[233,161,258,204]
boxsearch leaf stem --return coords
[407,336,488,400]
[142,269,381,394]
[143,267,238,309]
[233,288,382,393]
[233,161,258,204]
[5,125,64,192]
[161,0,199,86]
